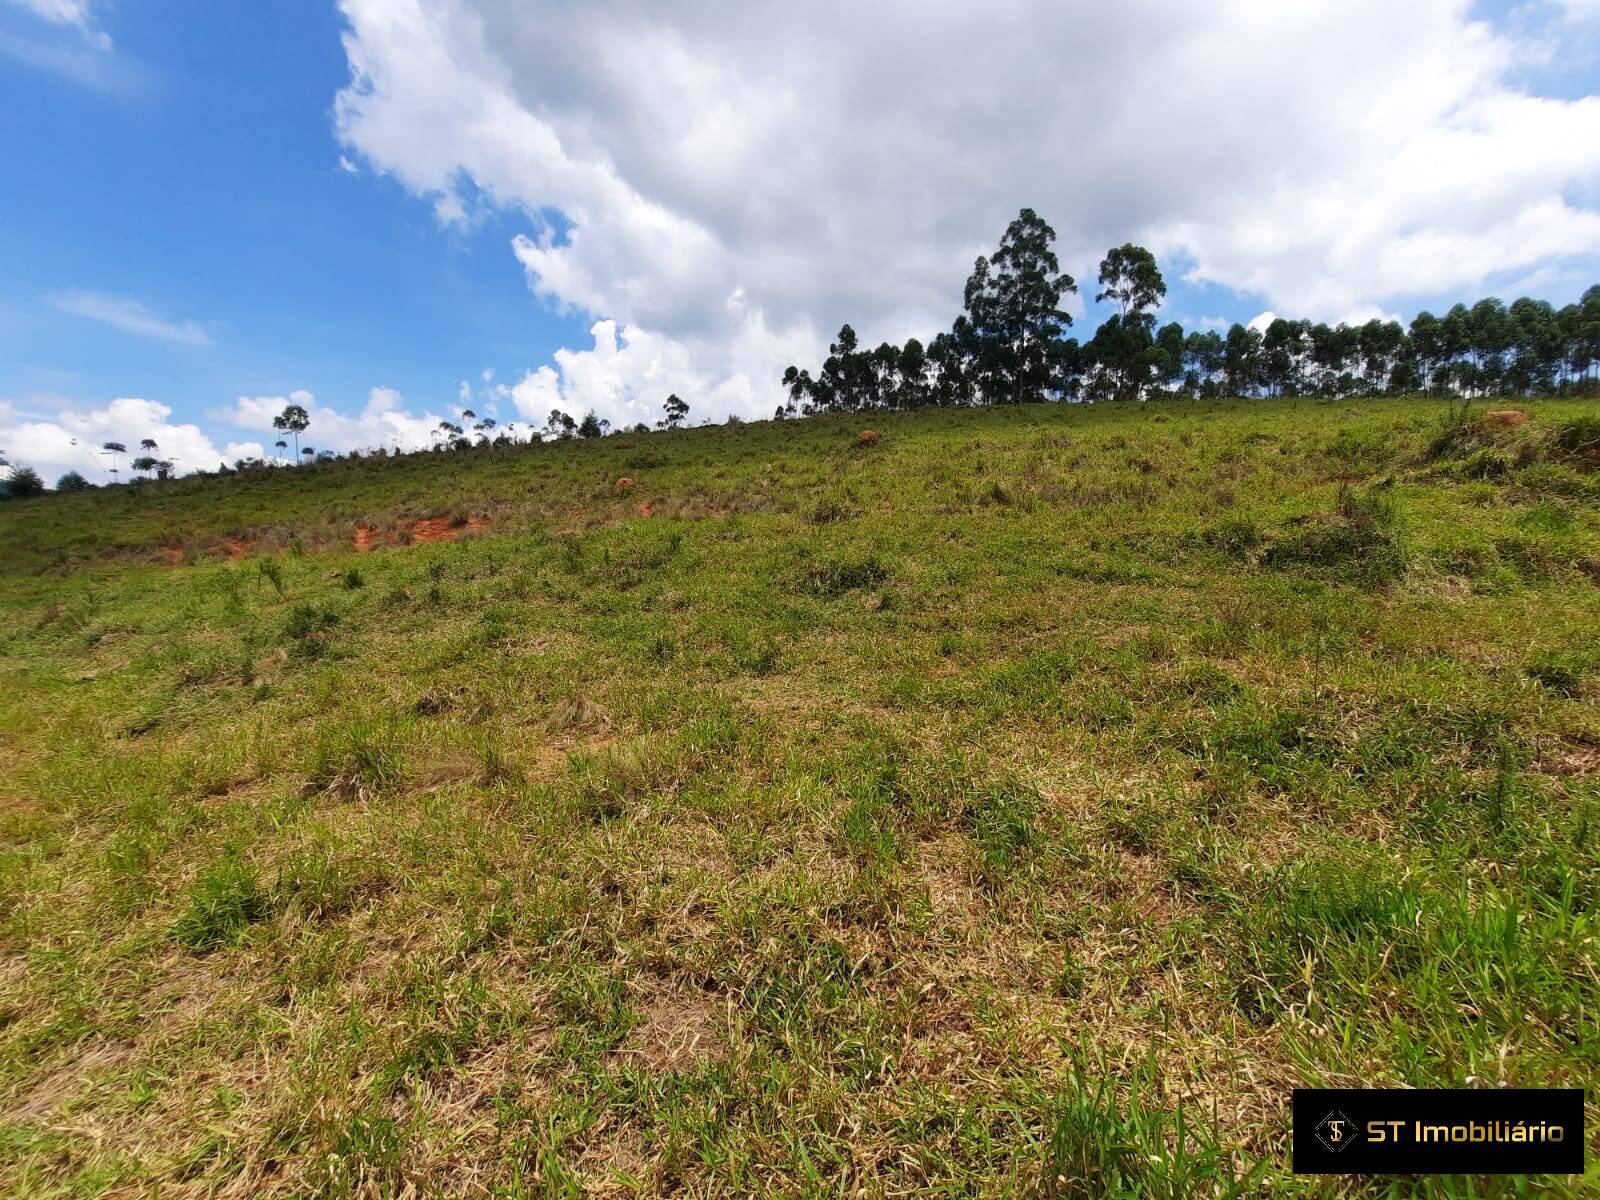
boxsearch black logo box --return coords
[1293,1089,1584,1175]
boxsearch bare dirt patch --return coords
[616,981,726,1072]
[354,514,490,551]
[1542,738,1600,776]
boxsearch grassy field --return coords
[1,395,1598,1198]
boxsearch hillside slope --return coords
[2,396,1598,1196]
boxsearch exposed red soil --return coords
[354,515,490,551]
[613,476,637,492]
[157,546,183,567]
[223,538,255,558]
[637,500,654,518]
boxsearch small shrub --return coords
[342,568,365,590]
[2,464,46,499]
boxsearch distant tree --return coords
[131,455,160,479]
[273,404,310,462]
[1223,324,1262,396]
[578,411,604,438]
[1183,330,1226,396]
[1154,321,1186,393]
[1093,244,1166,400]
[661,393,690,429]
[546,409,577,439]
[157,460,176,481]
[961,208,1077,404]
[3,463,45,499]
[273,439,289,463]
[818,324,868,410]
[140,437,158,454]
[897,338,928,408]
[927,325,976,406]
[56,469,92,492]
[301,447,315,461]
[102,441,126,481]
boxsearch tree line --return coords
[781,208,1600,413]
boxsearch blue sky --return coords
[3,0,1600,480]
[0,0,592,469]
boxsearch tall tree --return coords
[661,394,690,429]
[1093,244,1166,400]
[961,208,1077,404]
[273,404,310,462]
[1183,330,1226,397]
[1223,324,1263,396]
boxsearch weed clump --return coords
[1548,415,1600,470]
[1263,485,1406,587]
[800,552,888,597]
[1524,648,1594,697]
[170,856,269,951]
[307,720,405,800]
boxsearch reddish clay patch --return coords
[637,500,654,518]
[857,429,881,447]
[613,476,637,492]
[355,515,489,550]
[157,546,183,567]
[222,538,255,558]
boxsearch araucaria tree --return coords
[102,442,126,481]
[961,208,1077,404]
[273,403,311,463]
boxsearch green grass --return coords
[1,394,1598,1197]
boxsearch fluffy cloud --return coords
[0,397,258,483]
[334,0,1600,418]
[218,386,453,457]
[52,290,211,346]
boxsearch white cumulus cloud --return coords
[0,397,257,483]
[333,0,1600,421]
[218,387,455,457]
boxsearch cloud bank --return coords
[331,0,1600,427]
[0,397,260,482]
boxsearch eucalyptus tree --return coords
[962,208,1077,404]
[1092,244,1165,400]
